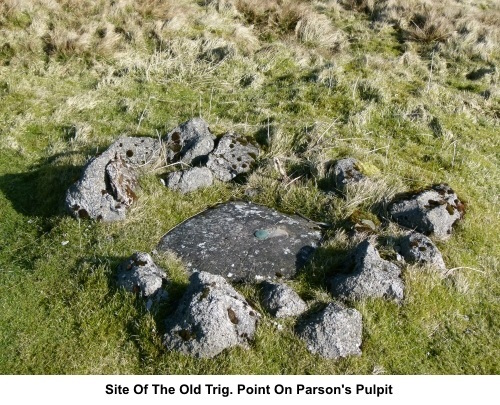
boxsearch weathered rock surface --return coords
[163,271,259,358]
[157,202,322,282]
[166,167,213,193]
[388,183,464,240]
[116,252,168,299]
[329,240,404,302]
[398,232,446,270]
[296,302,362,359]
[207,132,259,182]
[328,157,366,193]
[261,281,307,318]
[105,155,138,207]
[65,136,160,221]
[165,118,215,164]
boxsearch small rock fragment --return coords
[116,252,168,299]
[388,183,464,240]
[327,157,366,193]
[207,132,259,182]
[165,118,215,164]
[398,232,446,270]
[296,302,362,359]
[163,271,260,358]
[329,240,404,302]
[166,167,214,193]
[261,282,307,318]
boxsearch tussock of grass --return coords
[0,0,498,375]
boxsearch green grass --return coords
[0,0,499,374]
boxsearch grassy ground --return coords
[0,0,498,374]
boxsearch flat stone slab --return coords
[157,202,322,282]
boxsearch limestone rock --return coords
[165,118,215,164]
[65,136,160,221]
[296,302,362,359]
[398,232,446,270]
[389,183,464,240]
[116,252,168,299]
[166,167,214,193]
[329,240,404,302]
[261,282,307,318]
[163,271,260,358]
[157,202,322,282]
[328,157,366,193]
[207,132,259,182]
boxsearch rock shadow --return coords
[0,152,87,218]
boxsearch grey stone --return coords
[165,118,215,164]
[327,157,366,193]
[296,302,362,359]
[163,271,260,358]
[65,136,161,221]
[116,252,168,299]
[200,44,235,63]
[261,282,307,318]
[166,167,213,193]
[206,132,259,182]
[398,232,446,270]
[157,202,322,282]
[329,240,404,302]
[388,183,464,240]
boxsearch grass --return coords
[0,0,499,374]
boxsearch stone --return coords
[165,118,215,164]
[329,240,404,302]
[398,232,446,270]
[388,183,465,240]
[65,136,161,221]
[166,167,213,193]
[261,281,307,318]
[116,252,168,299]
[105,155,138,207]
[200,44,235,63]
[206,132,259,182]
[163,271,260,358]
[296,302,362,359]
[328,157,366,193]
[157,202,322,282]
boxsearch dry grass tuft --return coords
[404,6,453,44]
[295,12,346,52]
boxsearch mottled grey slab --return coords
[157,202,322,282]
